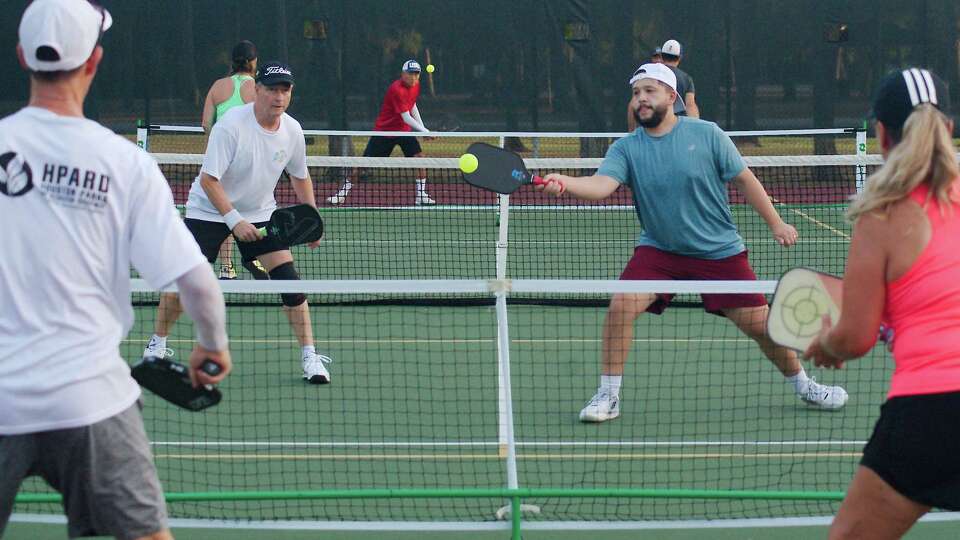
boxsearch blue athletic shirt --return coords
[597,117,747,259]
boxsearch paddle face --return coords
[461,142,541,195]
[768,267,843,352]
[131,357,223,411]
[260,204,323,246]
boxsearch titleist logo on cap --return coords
[264,66,291,76]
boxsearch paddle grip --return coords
[533,175,565,193]
[256,226,266,238]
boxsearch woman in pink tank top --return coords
[804,68,960,539]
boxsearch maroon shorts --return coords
[619,245,768,316]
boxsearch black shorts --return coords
[860,390,960,510]
[362,135,422,157]
[185,218,288,263]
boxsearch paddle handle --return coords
[532,174,565,193]
[257,226,267,238]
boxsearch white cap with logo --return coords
[629,63,678,95]
[19,0,113,72]
[661,39,682,57]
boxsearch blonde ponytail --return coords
[847,105,959,221]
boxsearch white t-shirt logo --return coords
[273,150,287,163]
[0,152,34,197]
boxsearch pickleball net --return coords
[147,152,881,285]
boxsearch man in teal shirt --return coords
[539,63,849,422]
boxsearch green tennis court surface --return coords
[18,298,886,523]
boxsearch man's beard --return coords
[633,103,668,128]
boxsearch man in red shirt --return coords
[328,60,434,205]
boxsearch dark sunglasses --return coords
[87,0,106,47]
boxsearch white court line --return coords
[123,338,757,345]
[151,452,862,460]
[318,238,851,245]
[150,440,867,448]
[13,513,960,531]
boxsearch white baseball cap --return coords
[661,39,682,57]
[629,63,678,95]
[19,0,113,72]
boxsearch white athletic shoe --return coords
[414,192,436,205]
[143,336,174,360]
[219,263,237,280]
[302,351,333,384]
[579,391,621,423]
[326,184,352,205]
[799,378,848,410]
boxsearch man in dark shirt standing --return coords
[628,39,700,131]
[660,39,699,118]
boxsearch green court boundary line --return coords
[14,487,847,539]
[16,487,847,504]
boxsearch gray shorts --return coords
[0,402,168,540]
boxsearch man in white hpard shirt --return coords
[0,2,232,539]
[142,61,334,384]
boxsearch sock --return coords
[600,375,622,397]
[302,345,316,359]
[148,334,166,350]
[785,368,810,394]
[416,178,427,194]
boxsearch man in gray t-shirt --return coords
[627,39,699,131]
[538,63,849,423]
[660,39,699,118]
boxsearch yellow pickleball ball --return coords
[426,64,435,73]
[459,153,478,174]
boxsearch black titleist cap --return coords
[256,61,294,85]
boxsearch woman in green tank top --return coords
[200,41,260,279]
[201,40,258,132]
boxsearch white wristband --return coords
[223,209,243,230]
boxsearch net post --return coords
[136,120,148,151]
[494,136,508,230]
[494,288,522,530]
[511,494,523,540]
[855,128,868,193]
[496,195,510,279]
